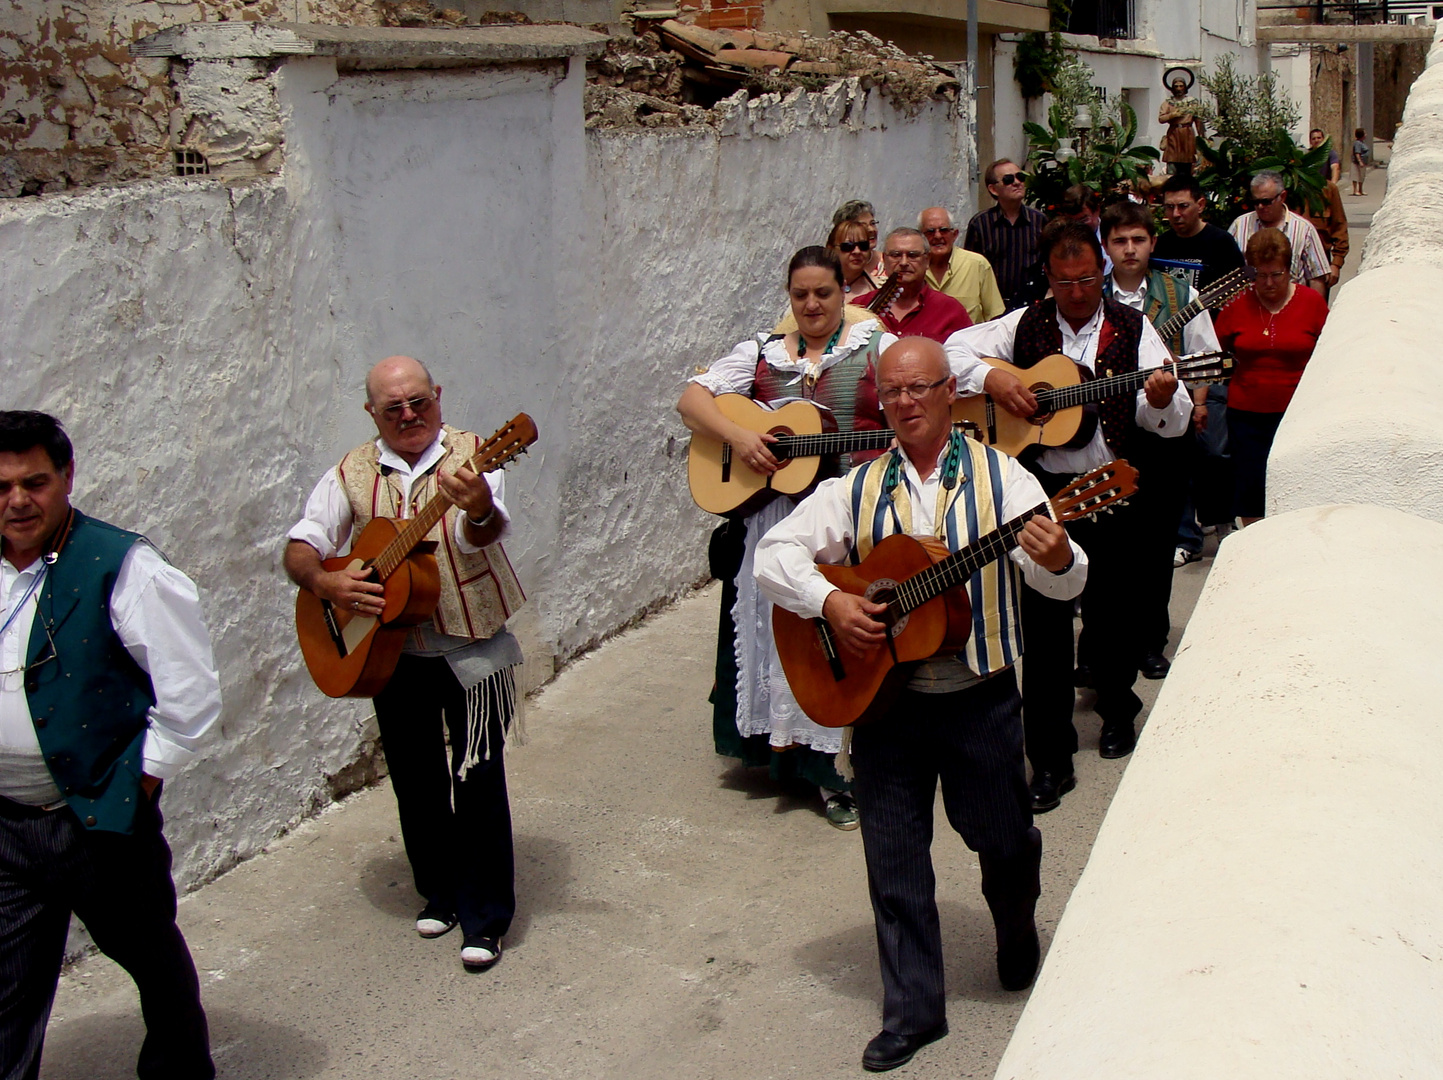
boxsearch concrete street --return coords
[44,546,1218,1079]
[41,171,1388,1079]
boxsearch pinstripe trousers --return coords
[0,791,213,1080]
[851,670,1035,1035]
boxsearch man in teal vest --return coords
[0,410,221,1079]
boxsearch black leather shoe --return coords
[1098,720,1137,759]
[1140,652,1171,680]
[862,1024,948,1072]
[1072,663,1093,688]
[1028,769,1076,813]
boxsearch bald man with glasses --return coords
[850,228,972,343]
[1226,171,1329,296]
[918,207,1004,324]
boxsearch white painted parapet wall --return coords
[997,505,1443,1077]
[995,21,1443,1079]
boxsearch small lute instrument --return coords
[295,414,538,698]
[771,459,1139,728]
[951,350,1232,459]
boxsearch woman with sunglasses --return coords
[1213,228,1328,526]
[679,247,898,830]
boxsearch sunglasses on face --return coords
[1252,193,1282,208]
[993,172,1025,187]
[838,240,872,253]
[922,226,957,236]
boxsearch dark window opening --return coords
[173,149,209,177]
[1067,0,1135,38]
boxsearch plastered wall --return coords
[0,58,974,890]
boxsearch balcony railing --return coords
[1065,0,1135,39]
[1256,0,1435,22]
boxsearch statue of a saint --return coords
[1158,68,1204,176]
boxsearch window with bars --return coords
[173,150,209,177]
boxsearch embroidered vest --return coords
[1107,270,1184,352]
[1014,298,1144,455]
[338,426,526,642]
[751,328,886,471]
[24,513,155,834]
[845,433,1023,677]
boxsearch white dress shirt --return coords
[943,303,1192,475]
[0,540,222,804]
[754,439,1088,622]
[1108,274,1222,356]
[287,431,511,562]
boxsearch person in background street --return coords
[286,356,526,974]
[1154,173,1246,561]
[1351,129,1369,196]
[1305,177,1350,299]
[918,206,1005,324]
[1309,128,1342,184]
[1213,229,1329,527]
[851,228,972,343]
[755,337,1085,1073]
[679,247,898,832]
[1227,170,1329,295]
[833,199,886,284]
[1057,185,1114,275]
[944,222,1190,814]
[964,159,1048,311]
[1099,200,1221,683]
[0,410,221,1080]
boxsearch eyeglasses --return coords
[1162,201,1198,213]
[378,395,436,422]
[837,240,872,253]
[878,377,948,405]
[885,250,928,261]
[993,172,1025,187]
[922,226,956,236]
[1251,193,1283,208]
[1047,274,1100,289]
[1253,270,1289,282]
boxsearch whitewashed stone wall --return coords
[0,55,974,889]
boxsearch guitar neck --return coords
[370,448,489,580]
[886,502,1050,618]
[1155,297,1204,344]
[775,428,896,460]
[1035,367,1155,412]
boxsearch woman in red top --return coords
[1215,227,1329,525]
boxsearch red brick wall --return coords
[684,0,763,31]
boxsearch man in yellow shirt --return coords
[920,206,1006,324]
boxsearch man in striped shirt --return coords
[964,159,1049,311]
[1226,170,1329,296]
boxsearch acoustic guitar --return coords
[771,459,1138,728]
[295,414,538,699]
[951,350,1232,459]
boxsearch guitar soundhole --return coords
[863,578,908,636]
[1028,383,1054,426]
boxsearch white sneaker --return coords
[1174,546,1200,568]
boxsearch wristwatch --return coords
[466,507,496,529]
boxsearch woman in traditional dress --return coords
[1213,227,1328,526]
[679,246,898,830]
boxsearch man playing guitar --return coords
[755,336,1084,1072]
[284,355,525,974]
[943,221,1191,812]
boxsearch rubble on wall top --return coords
[587,20,961,129]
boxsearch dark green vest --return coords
[23,512,155,834]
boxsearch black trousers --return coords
[1023,466,1148,773]
[0,789,213,1080]
[1128,430,1191,655]
[850,672,1035,1034]
[373,654,515,941]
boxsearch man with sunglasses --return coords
[850,228,972,343]
[918,207,1004,324]
[0,410,221,1079]
[964,160,1049,311]
[944,222,1191,813]
[1226,171,1329,296]
[285,356,525,974]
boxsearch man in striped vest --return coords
[286,356,526,975]
[755,338,1086,1072]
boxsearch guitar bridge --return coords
[814,619,846,683]
[321,602,348,658]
